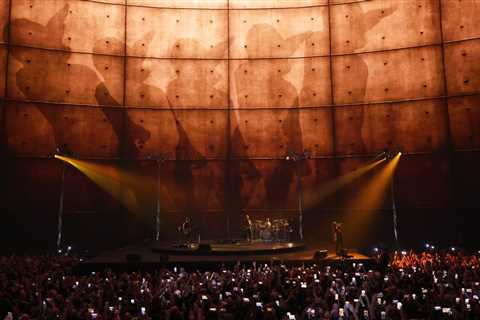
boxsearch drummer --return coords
[265,217,272,229]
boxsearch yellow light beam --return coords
[353,152,401,210]
[55,155,153,214]
[343,152,401,242]
[303,157,386,209]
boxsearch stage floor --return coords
[82,240,373,269]
[151,240,305,255]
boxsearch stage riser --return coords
[151,241,306,256]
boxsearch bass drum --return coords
[260,229,272,241]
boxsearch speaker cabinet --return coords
[125,253,141,263]
[197,243,212,253]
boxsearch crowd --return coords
[1,249,480,320]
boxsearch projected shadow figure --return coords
[94,34,162,212]
[341,4,397,153]
[233,24,313,209]
[166,39,228,223]
[126,31,170,109]
[9,5,72,150]
[92,34,156,157]
[167,38,229,108]
[229,121,261,221]
[9,4,151,158]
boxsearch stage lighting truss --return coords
[285,150,310,162]
[55,145,73,158]
[147,152,171,163]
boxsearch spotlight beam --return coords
[343,152,401,244]
[54,155,148,214]
[303,157,386,210]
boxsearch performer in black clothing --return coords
[177,217,192,245]
[245,214,252,242]
[332,221,344,256]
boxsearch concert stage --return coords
[80,240,374,271]
[151,241,305,255]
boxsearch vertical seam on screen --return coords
[2,0,13,154]
[122,0,128,159]
[437,0,455,207]
[225,0,232,240]
[1,0,13,213]
[120,0,128,231]
[327,0,339,210]
[123,1,128,107]
[437,0,453,150]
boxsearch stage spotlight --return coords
[370,151,387,163]
[401,250,407,256]
[55,145,72,157]
[384,147,403,160]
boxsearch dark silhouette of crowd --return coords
[1,249,480,320]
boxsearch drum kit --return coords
[251,218,292,242]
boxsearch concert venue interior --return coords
[1,0,480,319]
